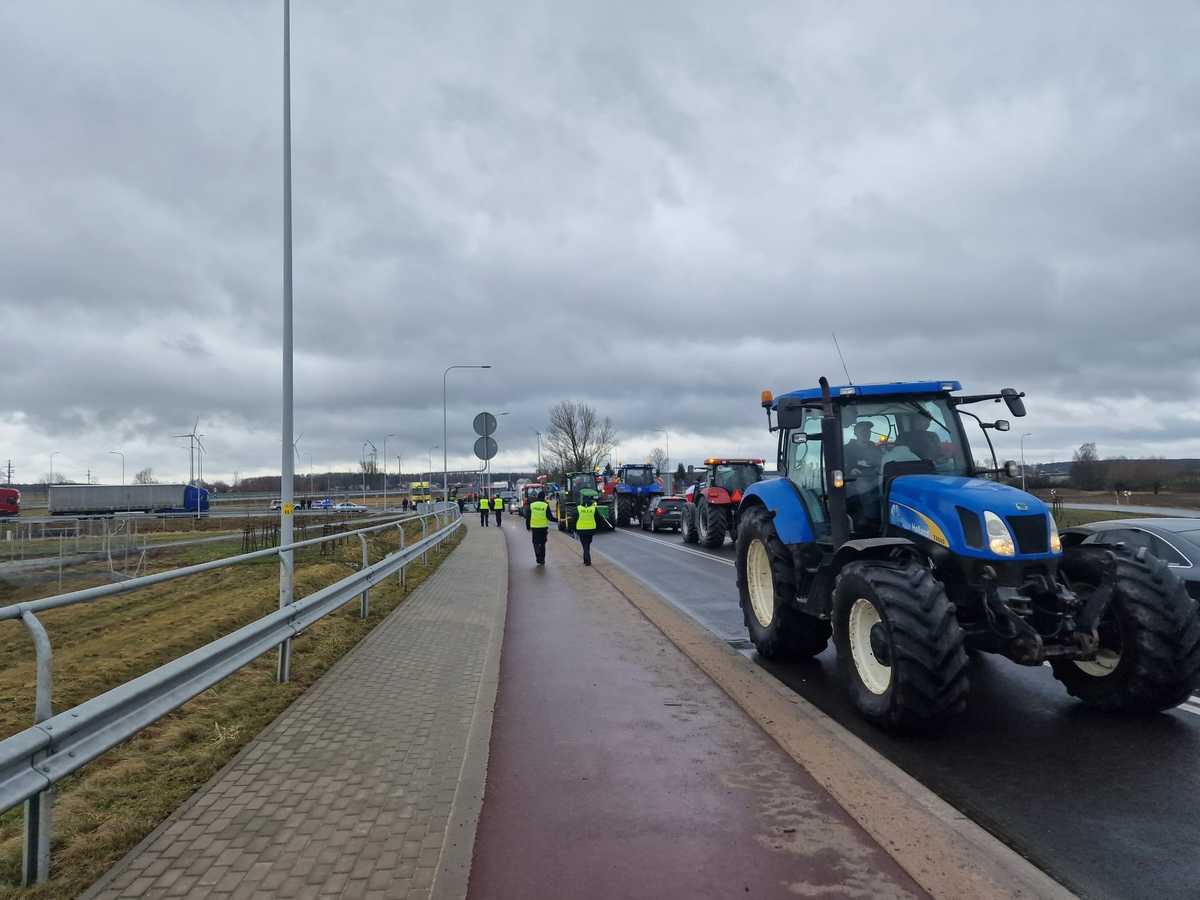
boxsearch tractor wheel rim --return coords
[696,504,708,539]
[746,539,774,628]
[848,598,892,695]
[1074,647,1121,677]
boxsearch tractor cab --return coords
[733,377,1200,732]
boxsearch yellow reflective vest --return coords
[575,502,598,531]
[529,501,549,528]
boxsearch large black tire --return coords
[735,506,831,660]
[1051,544,1200,712]
[681,503,699,544]
[833,560,969,731]
[616,497,631,528]
[696,498,727,549]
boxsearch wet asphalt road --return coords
[595,526,1200,900]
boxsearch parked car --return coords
[312,498,334,510]
[270,499,282,510]
[1061,517,1200,600]
[640,495,685,533]
[334,501,368,512]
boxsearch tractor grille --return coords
[957,507,983,548]
[1007,514,1049,554]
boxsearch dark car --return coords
[1061,517,1200,600]
[640,496,685,533]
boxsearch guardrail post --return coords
[396,523,406,589]
[357,533,370,619]
[21,611,53,886]
[420,516,428,566]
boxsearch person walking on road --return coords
[575,495,598,565]
[493,494,503,527]
[526,491,557,565]
[479,496,490,527]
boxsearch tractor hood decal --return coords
[888,475,1057,560]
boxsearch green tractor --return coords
[556,471,615,532]
[735,378,1200,731]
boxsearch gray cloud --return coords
[2,0,1199,486]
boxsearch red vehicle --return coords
[680,458,764,549]
[0,487,21,518]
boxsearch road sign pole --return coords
[277,0,295,684]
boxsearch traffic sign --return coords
[474,436,498,461]
[473,412,497,437]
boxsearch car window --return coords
[1147,535,1190,566]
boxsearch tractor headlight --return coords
[984,511,1016,557]
[1048,514,1062,554]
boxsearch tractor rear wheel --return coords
[833,560,968,731]
[616,497,631,527]
[736,506,831,660]
[696,498,727,549]
[1051,544,1200,712]
[681,504,699,544]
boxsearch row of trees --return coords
[540,401,671,482]
[1071,443,1199,493]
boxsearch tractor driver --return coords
[844,421,884,534]
[845,421,882,477]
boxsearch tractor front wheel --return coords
[833,560,968,731]
[1051,544,1200,712]
[680,504,699,544]
[696,498,727,549]
[736,506,831,660]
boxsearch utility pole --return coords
[4,460,12,485]
[277,0,296,684]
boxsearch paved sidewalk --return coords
[86,522,505,900]
[468,526,927,899]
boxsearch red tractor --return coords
[680,458,765,549]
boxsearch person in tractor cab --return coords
[845,421,882,476]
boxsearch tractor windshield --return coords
[622,467,656,486]
[714,463,763,492]
[841,398,969,477]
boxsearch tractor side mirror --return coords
[790,432,808,444]
[994,419,1010,432]
[1004,460,1019,478]
[1001,388,1026,418]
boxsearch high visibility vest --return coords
[529,501,549,528]
[576,502,598,531]
[485,497,494,510]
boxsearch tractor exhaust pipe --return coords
[820,376,849,546]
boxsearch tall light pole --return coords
[443,364,491,505]
[383,433,397,510]
[277,0,296,683]
[109,450,125,485]
[532,429,542,474]
[1020,432,1033,492]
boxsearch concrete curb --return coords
[430,524,508,900]
[574,535,1076,900]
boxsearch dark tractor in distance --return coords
[735,378,1200,732]
[681,458,765,549]
[612,464,663,527]
[555,471,614,533]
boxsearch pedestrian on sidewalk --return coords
[479,496,490,527]
[494,494,503,527]
[526,491,557,565]
[575,495,597,565]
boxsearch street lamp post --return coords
[443,364,491,507]
[383,433,397,510]
[1020,432,1033,492]
[108,450,125,485]
[277,0,296,684]
[533,429,542,474]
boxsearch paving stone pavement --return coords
[85,522,506,900]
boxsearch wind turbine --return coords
[173,417,206,485]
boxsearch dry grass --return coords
[1051,507,1153,529]
[0,519,463,899]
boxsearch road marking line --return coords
[610,529,735,567]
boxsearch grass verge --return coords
[0,518,463,899]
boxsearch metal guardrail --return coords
[0,503,463,885]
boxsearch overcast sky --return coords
[2,1,1198,485]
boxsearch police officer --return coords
[526,491,557,565]
[493,493,503,527]
[575,495,598,565]
[479,495,490,527]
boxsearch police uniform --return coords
[493,494,503,526]
[479,496,490,527]
[575,499,597,565]
[527,497,557,565]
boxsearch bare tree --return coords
[544,401,617,474]
[134,467,157,484]
[649,447,669,474]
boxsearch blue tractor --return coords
[612,463,663,527]
[736,378,1200,731]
